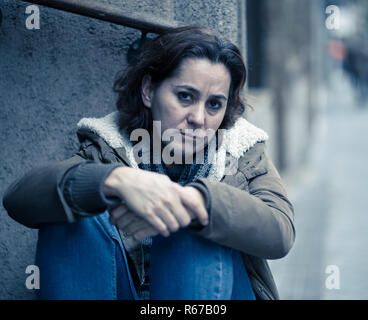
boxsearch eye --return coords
[177,91,193,103]
[207,99,222,110]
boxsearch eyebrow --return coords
[174,85,228,101]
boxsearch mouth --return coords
[180,132,196,140]
[179,130,208,140]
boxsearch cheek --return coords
[151,93,184,131]
[207,109,227,131]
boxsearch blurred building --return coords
[245,0,328,174]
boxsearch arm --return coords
[103,166,208,238]
[191,154,295,260]
[2,143,123,228]
[2,155,86,228]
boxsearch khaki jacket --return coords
[3,112,295,300]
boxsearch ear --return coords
[141,75,154,108]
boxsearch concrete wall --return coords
[0,0,244,299]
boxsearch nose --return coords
[187,103,205,128]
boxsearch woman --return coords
[2,27,295,300]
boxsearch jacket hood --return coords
[77,111,269,181]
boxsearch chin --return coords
[161,141,206,165]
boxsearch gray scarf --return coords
[139,146,212,186]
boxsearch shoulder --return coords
[75,112,131,164]
[222,117,269,160]
[236,141,269,180]
[220,117,269,181]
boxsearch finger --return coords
[109,205,129,225]
[168,201,192,228]
[133,226,160,242]
[165,184,192,227]
[181,194,209,226]
[142,210,170,237]
[123,219,151,235]
[114,211,139,229]
[154,204,180,233]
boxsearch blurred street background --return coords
[245,0,368,299]
[1,0,368,299]
[269,68,368,299]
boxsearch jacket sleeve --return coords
[2,143,123,229]
[2,154,86,228]
[62,161,123,216]
[191,150,296,260]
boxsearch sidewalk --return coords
[269,74,368,299]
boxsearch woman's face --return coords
[141,58,231,161]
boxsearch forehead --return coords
[169,58,231,94]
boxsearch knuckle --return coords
[173,185,184,196]
[143,207,155,218]
[163,175,171,183]
[163,199,177,211]
[162,197,173,207]
[150,199,163,211]
[169,182,180,192]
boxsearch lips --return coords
[179,130,208,140]
[180,132,196,140]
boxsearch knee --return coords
[149,230,235,299]
[150,228,234,267]
[35,211,118,270]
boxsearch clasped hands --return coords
[103,166,209,241]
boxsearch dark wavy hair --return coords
[113,26,247,136]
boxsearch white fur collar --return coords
[77,111,268,181]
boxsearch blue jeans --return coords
[35,211,255,300]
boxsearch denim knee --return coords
[150,228,235,299]
[35,211,137,300]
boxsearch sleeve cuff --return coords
[185,180,212,231]
[62,161,123,216]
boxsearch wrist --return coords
[185,186,208,221]
[186,186,206,206]
[103,166,131,199]
[185,180,211,214]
